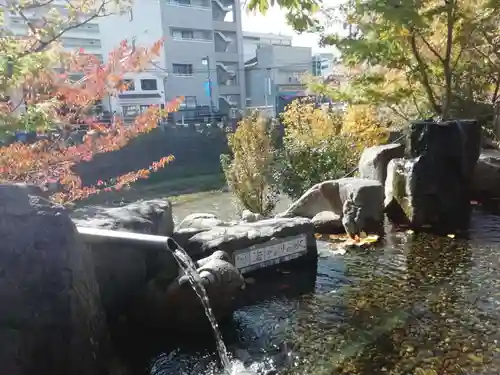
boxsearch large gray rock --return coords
[311,211,343,234]
[0,184,107,375]
[241,209,262,223]
[472,150,500,200]
[73,200,177,319]
[136,250,244,330]
[359,143,405,185]
[176,212,226,231]
[276,180,343,218]
[395,120,481,232]
[187,217,317,262]
[336,177,385,237]
[72,199,174,236]
[277,178,384,237]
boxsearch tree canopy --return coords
[0,0,179,203]
[250,0,500,121]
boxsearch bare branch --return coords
[418,33,445,63]
[409,32,440,114]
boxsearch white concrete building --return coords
[2,2,104,113]
[242,31,292,63]
[4,4,104,70]
[97,0,168,117]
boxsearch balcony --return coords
[219,94,240,108]
[214,31,238,53]
[216,62,237,82]
[212,0,234,22]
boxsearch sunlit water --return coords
[138,211,500,375]
[82,191,500,374]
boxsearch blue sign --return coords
[204,81,211,97]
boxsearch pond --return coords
[113,191,500,375]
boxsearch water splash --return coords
[166,237,258,374]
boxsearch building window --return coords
[122,105,140,117]
[171,28,211,41]
[140,79,158,91]
[173,63,193,76]
[176,0,191,4]
[184,96,197,108]
[182,30,194,39]
[122,79,135,91]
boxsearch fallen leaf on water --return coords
[447,234,456,239]
[329,234,348,241]
[342,234,380,248]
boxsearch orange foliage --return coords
[0,39,182,204]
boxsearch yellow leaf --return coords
[468,354,483,363]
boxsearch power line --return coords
[149,61,320,75]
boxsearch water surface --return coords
[138,210,500,375]
[88,190,500,375]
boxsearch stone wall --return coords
[73,126,229,186]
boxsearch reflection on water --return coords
[136,209,500,375]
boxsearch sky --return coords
[240,6,330,53]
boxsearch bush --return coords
[278,98,358,199]
[220,113,279,216]
[341,104,390,150]
[281,98,343,144]
[278,135,359,199]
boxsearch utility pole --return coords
[264,68,272,116]
[202,56,214,124]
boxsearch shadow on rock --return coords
[132,250,245,333]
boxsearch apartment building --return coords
[242,31,292,63]
[98,0,246,117]
[3,2,104,111]
[312,53,336,77]
[245,44,312,110]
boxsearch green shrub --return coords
[277,135,359,200]
[278,98,360,200]
[220,113,279,216]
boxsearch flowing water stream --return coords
[89,190,500,375]
[166,237,256,374]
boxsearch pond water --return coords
[116,191,500,375]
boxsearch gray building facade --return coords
[245,45,312,109]
[160,0,246,113]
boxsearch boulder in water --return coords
[186,217,317,265]
[311,211,343,234]
[336,177,385,237]
[136,250,244,331]
[241,210,262,223]
[472,150,500,201]
[276,178,384,237]
[176,212,226,231]
[276,180,343,218]
[358,143,405,185]
[0,184,107,375]
[386,120,481,232]
[72,199,174,236]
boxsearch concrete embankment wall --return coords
[73,126,229,187]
